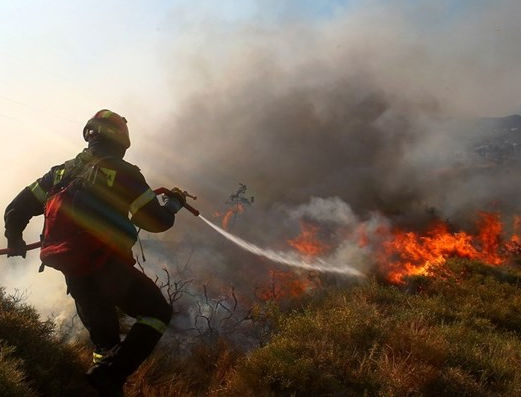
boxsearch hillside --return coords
[473,114,521,164]
[0,289,92,396]
[219,259,521,396]
[3,259,521,396]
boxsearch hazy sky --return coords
[0,1,356,171]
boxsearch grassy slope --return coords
[3,259,521,396]
[0,288,92,397]
[218,260,521,396]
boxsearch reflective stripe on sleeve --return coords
[92,352,104,364]
[129,189,156,215]
[136,316,167,334]
[28,181,47,203]
[53,169,65,185]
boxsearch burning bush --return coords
[377,212,521,284]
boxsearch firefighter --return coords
[4,109,184,396]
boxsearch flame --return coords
[257,269,321,301]
[512,215,521,243]
[287,221,330,257]
[255,222,328,301]
[221,203,245,230]
[356,224,369,247]
[476,212,503,265]
[505,215,521,254]
[379,212,519,284]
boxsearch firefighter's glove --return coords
[163,188,187,214]
[164,196,183,214]
[171,187,187,205]
[7,235,27,258]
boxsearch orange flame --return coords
[512,215,521,243]
[505,215,521,254]
[257,269,321,301]
[356,224,369,248]
[255,222,328,302]
[287,221,330,257]
[221,203,245,230]
[379,212,519,284]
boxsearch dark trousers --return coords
[65,259,172,357]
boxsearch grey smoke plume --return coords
[142,0,521,296]
[200,214,364,276]
[152,0,521,228]
[290,197,358,225]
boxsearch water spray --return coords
[1,187,365,278]
[158,188,363,276]
[199,215,364,277]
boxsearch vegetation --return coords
[219,259,521,396]
[0,288,91,396]
[2,259,521,396]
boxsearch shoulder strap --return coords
[52,153,115,192]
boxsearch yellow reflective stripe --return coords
[92,352,104,364]
[129,189,155,215]
[99,167,117,187]
[136,316,167,334]
[53,168,65,185]
[28,181,47,203]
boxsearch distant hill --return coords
[473,114,521,164]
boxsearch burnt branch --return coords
[189,285,253,338]
[155,267,193,306]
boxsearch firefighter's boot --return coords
[87,317,169,390]
[86,364,124,397]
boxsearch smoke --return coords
[200,214,364,276]
[153,0,521,226]
[139,0,521,301]
[290,197,357,225]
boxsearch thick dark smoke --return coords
[127,1,521,318]
[152,1,520,224]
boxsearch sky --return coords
[0,1,352,171]
[0,0,519,319]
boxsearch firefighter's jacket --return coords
[4,148,174,269]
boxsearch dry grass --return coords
[218,260,521,396]
[0,288,94,396]
[3,259,521,396]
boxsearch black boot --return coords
[86,364,124,397]
[94,323,164,384]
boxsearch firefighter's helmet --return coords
[83,109,130,149]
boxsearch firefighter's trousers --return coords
[65,258,172,380]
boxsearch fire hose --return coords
[0,187,199,256]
